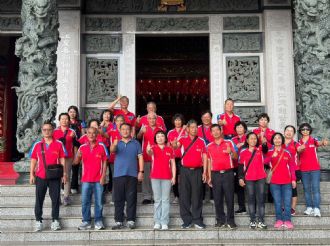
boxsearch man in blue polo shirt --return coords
[110,123,144,230]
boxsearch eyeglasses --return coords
[301,128,310,131]
[42,128,53,132]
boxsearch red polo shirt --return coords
[179,136,206,168]
[141,125,163,162]
[285,140,301,170]
[29,139,66,179]
[113,109,136,127]
[238,146,266,181]
[217,113,241,136]
[231,134,247,167]
[197,125,214,144]
[253,127,275,147]
[150,145,174,180]
[167,128,187,158]
[298,136,321,172]
[108,128,122,163]
[53,127,76,158]
[265,148,296,184]
[207,139,237,171]
[78,134,107,145]
[138,115,166,131]
[78,141,109,182]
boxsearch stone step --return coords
[1,203,330,217]
[1,225,330,242]
[2,182,330,195]
[1,214,329,231]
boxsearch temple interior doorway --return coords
[136,35,210,129]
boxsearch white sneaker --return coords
[161,224,169,230]
[34,221,43,232]
[153,223,161,230]
[314,208,321,217]
[71,189,78,194]
[304,207,314,216]
[51,220,61,231]
[95,221,105,230]
[172,197,179,204]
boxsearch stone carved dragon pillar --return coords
[14,0,59,154]
[293,0,330,168]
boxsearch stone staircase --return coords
[1,183,330,245]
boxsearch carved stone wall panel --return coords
[136,17,209,32]
[223,33,262,53]
[226,56,261,102]
[223,16,260,30]
[82,34,122,53]
[84,108,103,123]
[86,58,118,104]
[0,1,21,13]
[0,16,21,31]
[84,17,121,32]
[236,106,265,126]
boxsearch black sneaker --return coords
[181,223,192,229]
[142,199,152,205]
[249,221,257,229]
[112,222,125,230]
[194,223,206,229]
[215,222,226,228]
[257,221,267,230]
[235,208,247,214]
[227,223,237,230]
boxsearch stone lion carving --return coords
[14,0,59,153]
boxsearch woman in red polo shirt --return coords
[147,130,176,230]
[265,133,296,229]
[298,123,328,217]
[238,132,268,230]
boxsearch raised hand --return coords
[146,141,152,153]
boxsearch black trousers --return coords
[179,166,204,225]
[71,164,80,190]
[212,170,235,225]
[113,176,138,222]
[172,158,181,197]
[234,167,246,209]
[35,176,61,222]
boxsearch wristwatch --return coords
[139,170,144,173]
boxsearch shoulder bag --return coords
[40,143,64,180]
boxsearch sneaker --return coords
[291,208,296,216]
[181,223,192,229]
[127,220,136,229]
[215,221,226,228]
[257,221,267,229]
[194,223,206,229]
[51,220,61,231]
[304,207,314,216]
[78,221,91,230]
[235,208,247,214]
[314,208,321,217]
[249,221,257,229]
[63,196,70,206]
[227,223,237,230]
[274,220,283,229]
[71,189,78,194]
[154,223,161,230]
[210,199,214,205]
[95,221,105,230]
[283,221,294,229]
[112,222,125,230]
[161,224,169,230]
[172,197,179,204]
[34,221,43,232]
[142,199,152,205]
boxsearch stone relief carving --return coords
[223,16,259,30]
[223,33,262,53]
[83,34,122,53]
[86,58,118,104]
[84,17,121,32]
[84,108,103,123]
[136,17,209,31]
[14,0,59,153]
[0,0,21,13]
[0,16,21,31]
[235,106,265,127]
[226,56,260,102]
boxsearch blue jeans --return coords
[151,179,172,225]
[301,170,321,209]
[81,182,104,223]
[270,184,292,221]
[245,179,265,222]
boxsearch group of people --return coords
[29,96,328,232]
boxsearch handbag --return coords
[243,150,256,181]
[266,150,285,184]
[201,126,210,145]
[41,143,64,180]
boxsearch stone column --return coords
[56,10,80,117]
[264,10,296,131]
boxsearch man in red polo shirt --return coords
[73,127,109,230]
[137,112,163,204]
[173,119,207,229]
[207,124,238,229]
[109,95,136,136]
[217,98,241,139]
[136,101,166,131]
[29,121,67,232]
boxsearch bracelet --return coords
[139,170,144,173]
